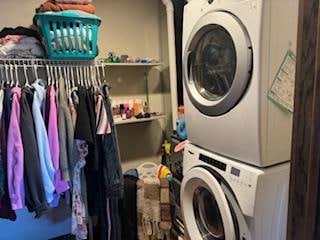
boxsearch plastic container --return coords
[34,10,101,60]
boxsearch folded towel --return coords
[36,0,95,14]
[55,0,92,4]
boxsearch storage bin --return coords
[34,11,101,60]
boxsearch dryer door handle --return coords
[183,51,192,84]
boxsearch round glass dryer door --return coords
[184,11,252,116]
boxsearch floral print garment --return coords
[72,140,88,240]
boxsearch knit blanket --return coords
[137,177,172,240]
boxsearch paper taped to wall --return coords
[268,50,296,113]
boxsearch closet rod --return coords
[0,58,105,67]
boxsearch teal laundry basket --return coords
[34,11,101,60]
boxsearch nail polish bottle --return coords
[120,104,126,120]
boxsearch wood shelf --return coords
[114,114,166,125]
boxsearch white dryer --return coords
[181,143,290,240]
[183,0,299,167]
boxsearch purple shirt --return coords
[7,87,25,210]
[48,86,69,194]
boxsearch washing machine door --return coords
[181,167,251,240]
[184,11,252,116]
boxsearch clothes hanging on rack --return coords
[32,80,57,206]
[0,61,124,240]
[57,78,74,182]
[7,87,25,210]
[0,87,17,221]
[20,87,49,217]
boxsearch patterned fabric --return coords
[72,140,88,240]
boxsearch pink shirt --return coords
[48,86,69,194]
[7,87,25,210]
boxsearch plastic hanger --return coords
[58,66,64,89]
[33,64,39,81]
[9,64,14,87]
[0,65,5,88]
[54,66,59,88]
[46,65,51,86]
[14,64,19,87]
[76,66,80,86]
[49,66,54,86]
[5,64,9,86]
[95,65,101,86]
[70,66,75,89]
[90,65,96,87]
[64,66,70,97]
[79,66,84,87]
[86,66,90,87]
[83,66,88,88]
[24,64,31,88]
[82,66,87,88]
[70,66,78,93]
[101,64,106,83]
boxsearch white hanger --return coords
[5,64,9,86]
[90,65,96,86]
[79,66,84,87]
[71,66,75,89]
[0,65,4,87]
[96,65,101,86]
[46,65,51,86]
[9,64,14,87]
[24,64,31,88]
[65,66,69,96]
[85,66,89,87]
[50,66,54,86]
[33,64,39,80]
[101,64,106,83]
[14,64,19,87]
[76,66,80,85]
[54,66,59,88]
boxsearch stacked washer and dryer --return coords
[180,0,299,239]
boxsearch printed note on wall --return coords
[268,50,296,113]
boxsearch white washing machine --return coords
[183,0,299,167]
[181,143,290,240]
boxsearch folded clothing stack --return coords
[0,27,44,59]
[36,0,95,14]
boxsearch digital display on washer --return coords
[231,167,240,177]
